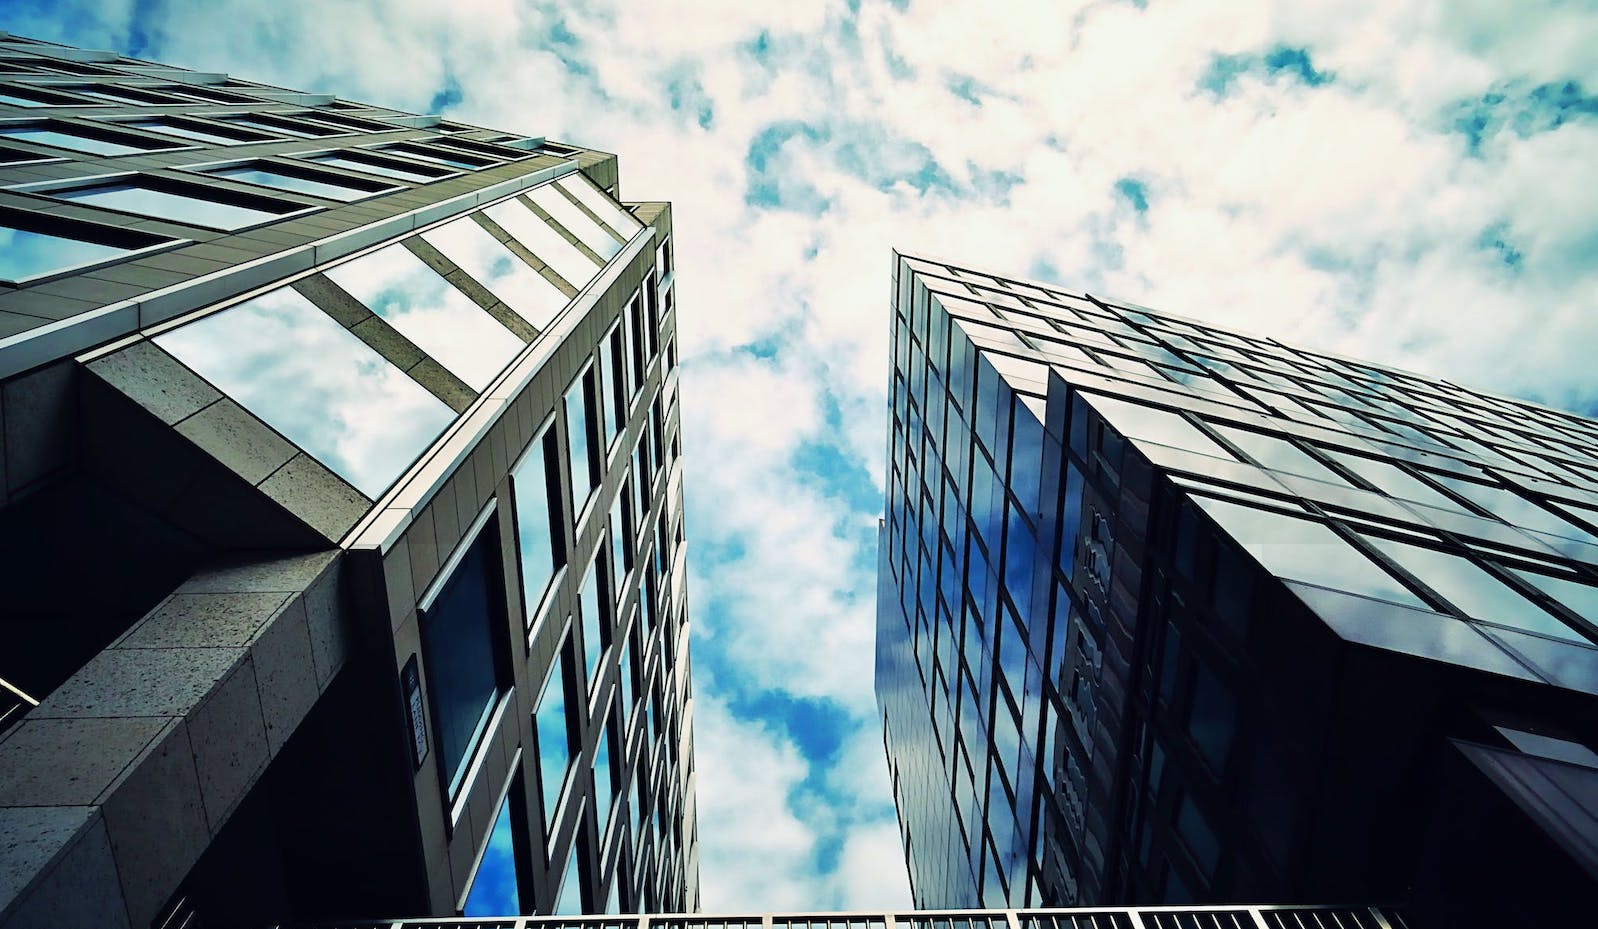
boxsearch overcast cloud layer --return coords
[12,0,1598,911]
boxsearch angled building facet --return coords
[877,251,1598,924]
[0,30,697,928]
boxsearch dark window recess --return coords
[220,112,340,137]
[2,119,184,155]
[2,83,97,105]
[304,110,390,133]
[433,135,527,160]
[163,83,252,104]
[419,519,510,796]
[0,204,172,284]
[382,141,493,169]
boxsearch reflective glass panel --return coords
[527,183,622,259]
[127,119,247,145]
[210,165,375,201]
[580,551,606,687]
[1,126,141,155]
[422,216,568,330]
[484,197,599,289]
[565,371,596,514]
[0,224,126,281]
[1365,537,1579,640]
[1086,394,1233,459]
[556,174,643,236]
[511,424,564,628]
[534,642,575,830]
[1514,569,1598,629]
[1319,448,1469,512]
[325,243,522,390]
[555,845,584,916]
[1212,424,1347,485]
[419,526,505,795]
[1431,474,1598,545]
[306,152,440,182]
[0,91,51,107]
[57,181,280,229]
[1195,496,1426,607]
[462,792,521,916]
[224,115,314,137]
[156,287,454,496]
[387,143,480,168]
[594,706,614,835]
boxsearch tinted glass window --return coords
[1319,448,1467,512]
[325,243,523,390]
[422,216,568,330]
[210,164,378,201]
[555,843,585,915]
[128,119,256,145]
[0,223,127,281]
[565,369,597,514]
[1514,569,1598,626]
[580,550,607,688]
[462,790,522,916]
[594,704,615,836]
[555,173,643,237]
[1366,537,1580,641]
[1087,394,1233,459]
[1431,474,1598,545]
[420,524,506,794]
[1195,496,1426,608]
[512,424,565,629]
[57,181,282,229]
[535,640,575,831]
[156,287,454,496]
[1187,664,1235,773]
[1212,424,1346,485]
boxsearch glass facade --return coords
[877,252,1598,912]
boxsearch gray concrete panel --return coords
[174,397,297,485]
[0,809,128,929]
[258,453,370,541]
[0,718,168,808]
[186,656,269,830]
[86,340,219,425]
[97,719,208,929]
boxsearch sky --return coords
[10,0,1598,913]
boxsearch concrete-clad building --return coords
[876,252,1598,925]
[0,30,698,928]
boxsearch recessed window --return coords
[207,161,390,201]
[0,84,89,107]
[324,242,523,390]
[381,141,491,170]
[219,112,338,137]
[0,121,172,156]
[302,111,389,133]
[163,84,251,104]
[419,517,510,797]
[594,702,618,838]
[303,150,447,183]
[579,547,610,690]
[554,838,588,915]
[155,286,455,496]
[433,135,527,160]
[0,209,169,284]
[1365,536,1582,641]
[461,780,526,916]
[565,367,599,515]
[534,637,577,832]
[420,214,569,330]
[511,421,566,629]
[125,116,270,146]
[70,85,183,105]
[52,176,297,230]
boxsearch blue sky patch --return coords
[1114,177,1150,213]
[1447,80,1598,155]
[1198,45,1332,97]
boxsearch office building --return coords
[0,30,698,929]
[876,251,1598,924]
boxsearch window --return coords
[610,494,631,597]
[565,367,598,515]
[419,517,509,797]
[556,173,643,237]
[511,422,566,629]
[219,112,338,137]
[304,150,448,183]
[554,840,586,915]
[0,85,87,107]
[0,210,168,284]
[381,141,492,169]
[125,117,268,146]
[1194,496,1426,608]
[1365,537,1582,641]
[1211,424,1346,485]
[324,242,523,390]
[53,177,297,230]
[206,161,389,201]
[534,637,577,832]
[579,548,609,691]
[618,627,637,729]
[462,783,525,916]
[156,286,455,496]
[609,322,633,414]
[627,293,647,387]
[594,701,617,838]
[596,331,616,453]
[1187,664,1235,773]
[0,122,166,156]
[422,215,568,330]
[1085,394,1232,459]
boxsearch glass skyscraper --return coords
[0,30,697,929]
[877,251,1598,924]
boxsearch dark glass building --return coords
[0,30,698,929]
[876,251,1598,923]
